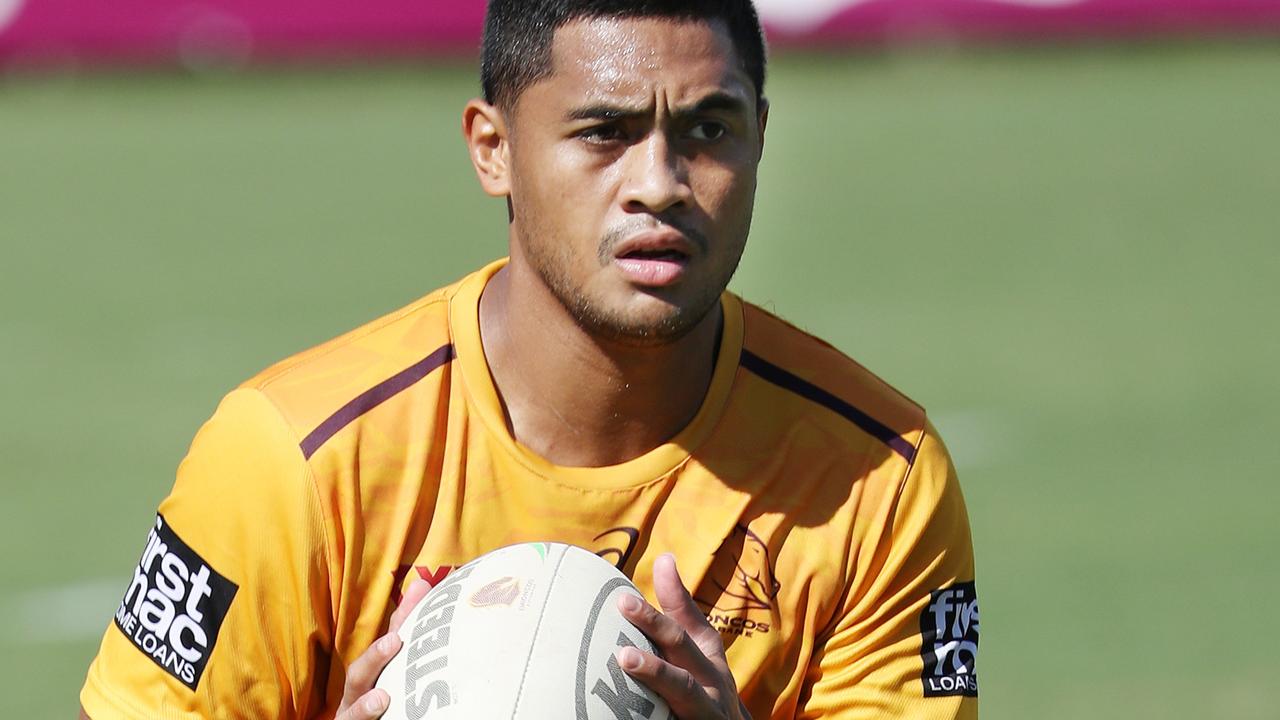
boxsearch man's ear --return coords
[756,98,769,159]
[463,99,512,198]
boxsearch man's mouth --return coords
[612,232,694,287]
[618,247,689,262]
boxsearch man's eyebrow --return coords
[565,92,751,122]
[675,92,751,118]
[566,104,648,122]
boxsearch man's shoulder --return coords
[233,277,465,454]
[737,299,926,461]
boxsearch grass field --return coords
[2,40,1278,718]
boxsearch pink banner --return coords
[3,0,1279,68]
[759,0,1280,43]
[0,0,487,67]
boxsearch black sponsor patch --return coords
[919,581,979,698]
[113,514,237,690]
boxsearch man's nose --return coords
[619,133,693,214]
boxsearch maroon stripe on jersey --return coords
[300,343,455,459]
[739,349,917,462]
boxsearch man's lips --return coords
[612,230,696,261]
[612,231,694,288]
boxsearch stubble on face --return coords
[520,214,738,347]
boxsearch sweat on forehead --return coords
[480,0,768,111]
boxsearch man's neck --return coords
[477,263,721,468]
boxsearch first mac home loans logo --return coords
[114,514,238,689]
[919,581,979,697]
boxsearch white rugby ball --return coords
[375,542,673,720]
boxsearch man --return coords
[80,0,979,718]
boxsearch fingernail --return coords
[366,692,388,713]
[618,647,642,671]
[619,594,642,612]
[377,632,395,654]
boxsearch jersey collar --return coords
[448,257,744,489]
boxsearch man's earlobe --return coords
[463,99,512,198]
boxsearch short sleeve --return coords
[81,388,335,719]
[797,421,979,719]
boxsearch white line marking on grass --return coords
[4,578,121,644]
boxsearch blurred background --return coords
[2,1,1278,718]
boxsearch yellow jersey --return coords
[82,259,978,719]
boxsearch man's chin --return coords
[570,299,716,349]
[536,265,724,348]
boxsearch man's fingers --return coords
[340,632,401,710]
[617,646,722,720]
[389,577,432,632]
[619,590,722,688]
[335,689,392,720]
[335,578,427,720]
[650,554,730,662]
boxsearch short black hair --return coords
[481,0,767,111]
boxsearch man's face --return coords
[504,16,766,345]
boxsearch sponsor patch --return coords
[919,581,979,698]
[113,514,237,690]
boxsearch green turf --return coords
[2,41,1277,719]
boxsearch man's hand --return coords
[335,577,433,720]
[616,554,751,720]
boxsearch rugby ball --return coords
[375,542,673,720]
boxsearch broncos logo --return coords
[695,525,780,613]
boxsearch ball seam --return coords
[508,544,569,719]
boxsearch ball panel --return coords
[516,545,672,720]
[374,543,671,720]
[376,543,567,719]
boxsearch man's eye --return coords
[580,125,624,143]
[688,122,727,142]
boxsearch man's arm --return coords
[797,421,979,719]
[77,580,434,720]
[79,389,333,718]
